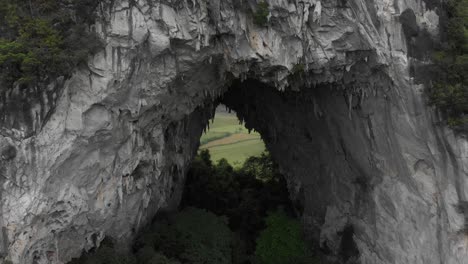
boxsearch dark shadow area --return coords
[180,150,304,264]
[68,106,320,264]
[66,69,380,264]
[68,76,372,264]
[221,79,366,264]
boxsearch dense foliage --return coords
[429,0,468,126]
[68,151,317,264]
[255,210,318,264]
[182,150,293,239]
[70,208,231,264]
[181,150,301,263]
[0,0,102,89]
[136,208,232,264]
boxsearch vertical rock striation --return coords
[0,0,467,263]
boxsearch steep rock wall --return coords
[222,78,468,264]
[1,0,467,263]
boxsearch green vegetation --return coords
[183,150,292,227]
[429,0,468,127]
[242,152,277,181]
[137,208,232,264]
[204,139,266,167]
[255,210,318,264]
[200,111,265,166]
[253,1,269,27]
[69,151,318,264]
[200,131,232,145]
[0,0,102,89]
[182,150,309,263]
[136,249,180,264]
[292,63,305,74]
[289,62,307,82]
[70,208,231,264]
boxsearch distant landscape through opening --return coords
[199,105,266,167]
[68,85,320,264]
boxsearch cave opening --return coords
[68,78,365,264]
[215,79,363,264]
[197,104,267,167]
[170,78,362,264]
[178,102,304,264]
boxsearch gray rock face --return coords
[0,0,467,263]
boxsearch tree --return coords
[241,152,279,182]
[255,210,318,264]
[142,207,233,264]
[135,246,180,264]
[0,0,103,90]
[182,150,295,261]
[429,0,468,126]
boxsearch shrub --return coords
[292,63,305,74]
[141,207,233,264]
[135,246,180,264]
[0,0,103,90]
[254,1,269,27]
[241,152,278,182]
[255,210,319,264]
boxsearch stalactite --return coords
[348,93,353,120]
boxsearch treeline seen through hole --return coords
[69,151,320,264]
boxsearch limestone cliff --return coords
[1,0,467,263]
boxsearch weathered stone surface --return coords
[0,0,467,263]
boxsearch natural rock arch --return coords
[218,75,407,263]
[0,0,467,263]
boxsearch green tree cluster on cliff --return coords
[429,0,468,126]
[253,1,269,27]
[0,0,102,89]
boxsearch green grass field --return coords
[200,111,266,166]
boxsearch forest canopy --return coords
[0,0,102,89]
[68,151,319,264]
[429,0,468,127]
